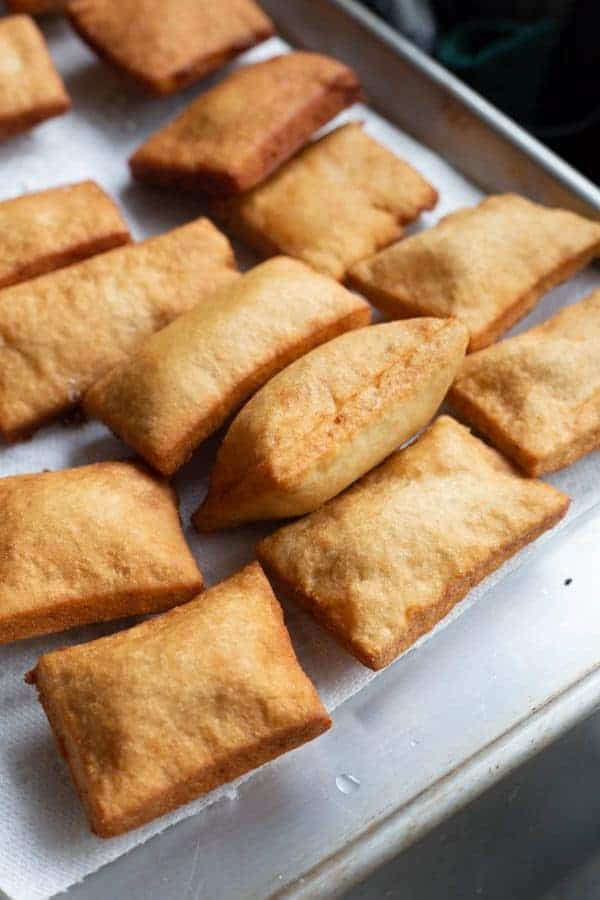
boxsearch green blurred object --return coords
[437,17,560,124]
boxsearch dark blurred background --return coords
[362,0,600,183]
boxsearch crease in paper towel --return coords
[0,25,599,900]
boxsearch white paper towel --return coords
[0,23,599,900]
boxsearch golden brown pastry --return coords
[449,289,600,476]
[216,122,438,280]
[258,416,569,670]
[0,180,130,289]
[0,218,238,442]
[0,15,70,138]
[0,461,203,644]
[196,318,469,530]
[84,257,370,475]
[68,0,274,96]
[130,52,362,195]
[27,562,331,837]
[349,194,600,351]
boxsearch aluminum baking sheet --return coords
[0,2,599,899]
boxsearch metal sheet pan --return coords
[265,0,600,216]
[2,2,599,899]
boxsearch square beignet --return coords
[28,562,331,837]
[349,194,600,350]
[195,318,468,530]
[130,52,362,195]
[216,122,437,280]
[68,0,274,96]
[0,180,130,289]
[258,416,569,670]
[0,15,70,138]
[84,257,370,475]
[449,288,600,476]
[0,218,238,442]
[0,461,203,644]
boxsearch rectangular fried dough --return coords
[0,15,70,138]
[0,180,130,289]
[28,562,331,837]
[216,122,437,280]
[84,256,370,475]
[130,52,362,194]
[195,318,468,529]
[349,194,600,350]
[0,461,203,644]
[0,218,238,441]
[68,0,274,96]
[258,416,569,670]
[449,289,600,475]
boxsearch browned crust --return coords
[89,303,371,476]
[213,199,289,264]
[130,71,364,195]
[221,208,401,282]
[67,7,275,97]
[0,229,131,290]
[29,668,330,836]
[1,401,78,444]
[258,494,570,670]
[0,468,204,643]
[193,319,463,532]
[0,579,203,645]
[216,194,439,285]
[449,383,600,477]
[348,243,600,351]
[0,94,70,139]
[27,562,331,836]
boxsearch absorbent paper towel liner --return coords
[1,26,599,900]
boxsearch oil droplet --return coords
[335,773,361,794]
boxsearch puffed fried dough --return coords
[258,416,569,670]
[0,15,70,138]
[0,218,238,442]
[28,562,331,837]
[449,289,600,476]
[0,180,130,289]
[196,318,469,530]
[216,122,438,280]
[68,0,274,96]
[0,461,203,644]
[130,53,362,195]
[349,194,600,351]
[84,257,370,475]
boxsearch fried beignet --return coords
[196,318,468,529]
[85,257,370,475]
[0,180,130,289]
[349,194,600,350]
[258,416,569,669]
[130,52,362,194]
[28,563,330,837]
[0,218,238,441]
[450,288,600,475]
[0,461,203,643]
[216,122,437,280]
[68,0,274,95]
[0,15,69,138]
